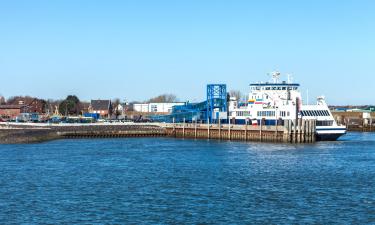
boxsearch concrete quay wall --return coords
[0,120,316,144]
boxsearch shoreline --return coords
[1,121,372,144]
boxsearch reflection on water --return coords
[0,132,374,224]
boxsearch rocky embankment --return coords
[0,128,59,144]
[0,123,166,144]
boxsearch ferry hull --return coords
[316,133,345,141]
[316,126,346,141]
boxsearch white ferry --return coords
[228,72,346,141]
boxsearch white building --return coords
[133,102,185,113]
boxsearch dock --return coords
[0,120,316,144]
[162,119,316,143]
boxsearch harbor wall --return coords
[0,120,316,144]
[0,124,166,144]
[0,128,59,144]
[332,112,375,132]
[162,119,316,143]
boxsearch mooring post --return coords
[309,120,312,143]
[312,119,316,142]
[293,119,296,143]
[207,119,210,139]
[183,118,185,138]
[289,119,293,143]
[302,119,305,143]
[298,118,302,143]
[218,119,221,140]
[228,117,231,140]
[172,117,176,137]
[259,120,262,142]
[275,118,278,142]
[245,121,248,141]
[194,119,197,139]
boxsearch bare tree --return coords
[229,90,243,101]
[147,94,178,103]
[0,95,5,105]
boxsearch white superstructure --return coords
[229,72,346,141]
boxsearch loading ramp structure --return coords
[150,84,228,123]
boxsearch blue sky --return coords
[0,0,374,105]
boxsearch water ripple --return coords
[0,132,375,224]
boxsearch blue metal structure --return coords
[206,84,227,123]
[150,84,228,123]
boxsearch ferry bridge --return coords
[151,84,228,123]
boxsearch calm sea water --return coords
[0,132,374,224]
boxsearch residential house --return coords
[89,100,112,118]
[0,97,46,119]
[7,97,45,114]
[0,105,27,119]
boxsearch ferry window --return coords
[287,111,290,116]
[325,110,330,116]
[277,87,282,90]
[272,87,277,90]
[265,87,270,90]
[301,111,305,116]
[320,110,325,116]
[282,87,286,90]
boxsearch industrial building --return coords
[133,102,185,113]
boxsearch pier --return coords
[162,119,316,143]
[0,120,317,144]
